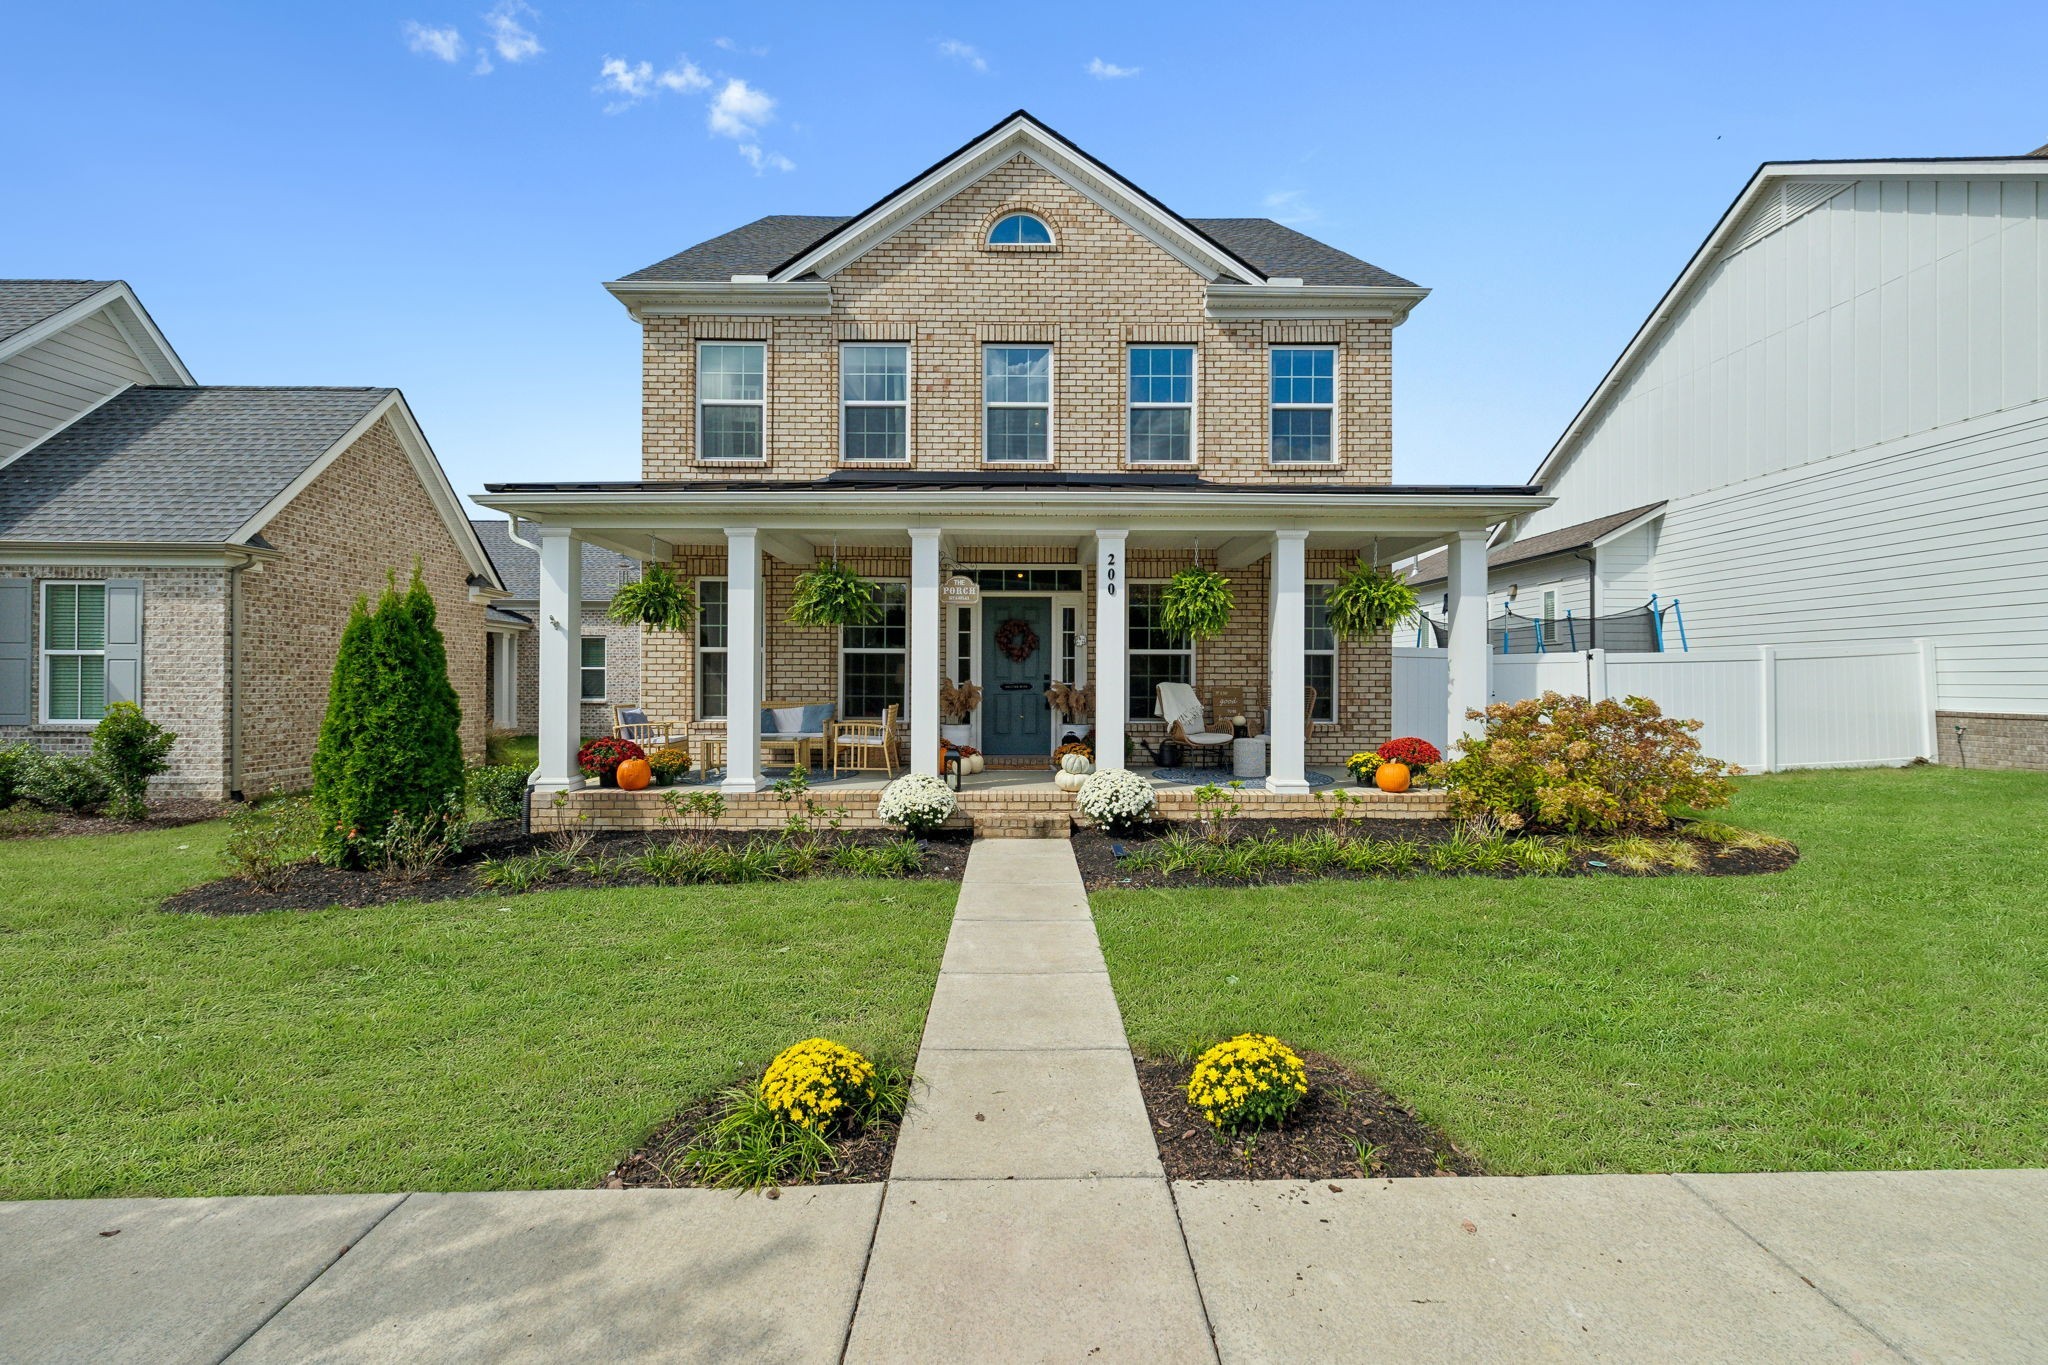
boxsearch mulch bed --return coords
[1072,818,1798,891]
[0,798,234,841]
[604,1092,901,1189]
[1137,1050,1483,1181]
[162,824,974,916]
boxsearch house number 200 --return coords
[1105,553,1117,597]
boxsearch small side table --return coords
[1231,735,1269,780]
[695,735,727,777]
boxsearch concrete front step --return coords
[967,813,1069,838]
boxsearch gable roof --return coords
[0,280,116,344]
[1407,502,1666,585]
[469,518,638,602]
[1528,153,2048,495]
[0,279,192,383]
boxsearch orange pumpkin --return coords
[1372,761,1411,793]
[615,757,653,791]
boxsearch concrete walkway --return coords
[5,838,2047,1361]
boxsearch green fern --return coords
[1327,559,1419,639]
[788,562,883,628]
[608,563,698,631]
[1159,566,1234,641]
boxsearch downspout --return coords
[226,556,248,801]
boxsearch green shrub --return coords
[17,750,112,814]
[221,796,321,889]
[0,742,36,808]
[375,802,471,882]
[1434,691,1737,833]
[91,702,177,820]
[312,568,466,865]
[466,764,531,821]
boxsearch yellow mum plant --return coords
[1186,1033,1310,1132]
[759,1038,877,1133]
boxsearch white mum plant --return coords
[876,772,957,834]
[1075,768,1157,833]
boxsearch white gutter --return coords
[603,279,834,318]
[1205,284,1430,324]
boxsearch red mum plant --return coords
[577,736,645,783]
[1377,736,1442,767]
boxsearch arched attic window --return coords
[987,213,1054,245]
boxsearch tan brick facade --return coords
[237,415,488,796]
[642,157,1393,484]
[1937,711,2048,772]
[503,606,639,738]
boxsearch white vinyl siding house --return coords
[1504,160,2048,766]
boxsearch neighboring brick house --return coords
[479,111,1547,797]
[469,518,639,738]
[0,280,503,798]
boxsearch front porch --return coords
[476,472,1548,831]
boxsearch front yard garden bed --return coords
[606,1072,906,1189]
[165,822,972,915]
[0,797,232,840]
[1137,1049,1480,1181]
[1073,817,1797,892]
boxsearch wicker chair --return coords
[612,705,681,748]
[830,704,901,778]
[1157,682,1232,768]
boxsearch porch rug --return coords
[1148,767,1336,791]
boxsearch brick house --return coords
[469,518,640,738]
[477,112,1548,806]
[0,280,503,799]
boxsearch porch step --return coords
[969,813,1070,839]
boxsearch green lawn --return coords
[0,822,953,1198]
[1096,767,2048,1174]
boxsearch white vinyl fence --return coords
[1392,641,1938,772]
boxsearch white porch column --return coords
[1093,530,1129,770]
[722,528,766,793]
[535,528,583,789]
[1267,530,1310,795]
[1445,528,1491,754]
[908,528,942,777]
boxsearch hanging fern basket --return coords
[788,560,884,628]
[1326,559,1419,639]
[607,563,698,632]
[1158,565,1235,642]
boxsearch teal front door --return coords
[981,598,1052,757]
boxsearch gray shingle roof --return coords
[468,518,639,602]
[1407,503,1668,585]
[0,386,392,543]
[618,215,1413,288]
[0,279,117,345]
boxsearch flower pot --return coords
[941,723,974,748]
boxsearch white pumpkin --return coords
[967,755,985,774]
[1054,769,1088,793]
[1060,752,1094,775]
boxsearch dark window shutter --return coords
[104,579,143,709]
[0,579,27,725]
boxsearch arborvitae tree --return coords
[312,567,464,865]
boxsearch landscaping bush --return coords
[466,764,531,821]
[1434,691,1736,833]
[312,569,466,866]
[376,802,471,881]
[758,1038,878,1133]
[1075,767,1156,833]
[576,735,644,784]
[0,742,36,808]
[877,772,956,834]
[681,1052,910,1189]
[1186,1033,1309,1133]
[91,702,177,820]
[16,750,112,814]
[221,796,322,890]
[1376,736,1441,768]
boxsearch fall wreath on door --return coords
[995,618,1040,663]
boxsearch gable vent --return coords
[1724,180,1851,257]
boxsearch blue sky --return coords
[6,1,2042,510]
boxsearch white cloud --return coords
[738,145,797,173]
[1086,57,1140,79]
[937,39,987,72]
[596,55,706,111]
[708,78,774,139]
[403,21,464,62]
[482,0,542,63]
[713,36,769,55]
[658,61,709,93]
[1262,190,1319,225]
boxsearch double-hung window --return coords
[1270,346,1335,463]
[1128,346,1193,463]
[983,346,1050,463]
[1305,583,1336,722]
[1127,582,1193,722]
[697,342,765,461]
[841,344,908,462]
[696,578,728,719]
[841,583,908,719]
[41,582,107,723]
[580,637,607,701]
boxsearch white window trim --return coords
[838,342,911,464]
[987,212,1055,246]
[695,577,728,720]
[982,344,1054,465]
[1268,343,1339,466]
[39,579,108,728]
[1306,580,1338,725]
[696,340,767,464]
[1127,579,1195,724]
[1125,345,1197,466]
[579,635,608,705]
[839,579,909,719]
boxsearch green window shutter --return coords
[103,580,143,709]
[0,579,28,725]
